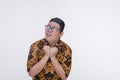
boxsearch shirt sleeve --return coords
[27,44,39,72]
[57,45,72,78]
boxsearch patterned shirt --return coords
[27,38,72,80]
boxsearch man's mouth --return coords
[46,33,52,37]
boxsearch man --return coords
[27,17,72,80]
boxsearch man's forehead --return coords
[48,22,60,28]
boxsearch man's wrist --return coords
[44,55,49,59]
[50,57,57,61]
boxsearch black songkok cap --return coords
[49,17,65,32]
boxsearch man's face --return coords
[45,22,63,43]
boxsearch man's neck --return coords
[49,41,57,47]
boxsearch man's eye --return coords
[52,27,55,29]
[47,26,51,28]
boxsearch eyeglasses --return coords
[45,25,59,32]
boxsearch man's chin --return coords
[45,37,52,42]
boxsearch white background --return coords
[0,0,120,80]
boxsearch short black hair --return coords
[49,17,65,32]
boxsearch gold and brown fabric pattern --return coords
[27,38,72,80]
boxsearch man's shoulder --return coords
[30,38,46,47]
[59,40,72,52]
[60,40,71,47]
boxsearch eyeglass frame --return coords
[45,25,60,32]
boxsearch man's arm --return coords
[51,57,66,80]
[50,47,66,80]
[28,55,49,77]
[28,45,50,77]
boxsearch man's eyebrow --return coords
[48,25,56,28]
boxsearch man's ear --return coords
[59,32,64,38]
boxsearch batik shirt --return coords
[27,38,72,80]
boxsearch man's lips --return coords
[46,33,52,37]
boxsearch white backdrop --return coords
[0,0,120,80]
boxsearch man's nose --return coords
[48,28,52,32]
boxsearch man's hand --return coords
[50,47,58,59]
[43,45,50,57]
[43,46,58,59]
